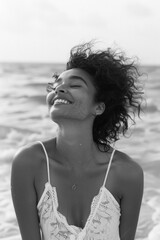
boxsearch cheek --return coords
[46,92,56,110]
[72,98,94,118]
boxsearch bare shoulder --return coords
[114,150,144,195]
[12,138,56,176]
[12,142,42,177]
[115,150,143,177]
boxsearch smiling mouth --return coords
[53,98,72,105]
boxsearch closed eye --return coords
[70,85,82,88]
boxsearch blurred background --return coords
[0,0,160,239]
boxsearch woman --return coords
[11,42,144,240]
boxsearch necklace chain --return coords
[71,184,77,191]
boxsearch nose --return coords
[55,84,68,94]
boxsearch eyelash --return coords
[46,83,82,93]
[46,82,55,92]
[70,85,81,88]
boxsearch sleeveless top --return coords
[37,141,121,240]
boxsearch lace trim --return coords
[103,187,120,210]
[38,183,121,240]
[84,187,104,230]
[49,183,78,235]
[38,183,105,234]
[37,183,58,209]
[38,182,121,238]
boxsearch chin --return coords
[49,110,72,123]
[49,112,89,124]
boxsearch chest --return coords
[36,158,119,228]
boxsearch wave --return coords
[1,94,46,105]
[0,149,16,164]
[24,82,47,88]
[0,62,65,77]
[142,161,160,178]
[143,99,159,113]
[147,195,160,240]
[0,125,40,136]
[23,95,46,104]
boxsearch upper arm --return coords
[119,160,144,240]
[11,145,41,240]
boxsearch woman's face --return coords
[46,68,101,123]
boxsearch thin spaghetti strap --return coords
[38,141,51,184]
[102,148,116,187]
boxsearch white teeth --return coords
[54,99,70,105]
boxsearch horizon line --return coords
[0,61,160,67]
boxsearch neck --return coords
[55,120,98,168]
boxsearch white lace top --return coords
[37,142,121,240]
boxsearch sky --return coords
[0,0,160,64]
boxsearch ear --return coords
[95,102,105,116]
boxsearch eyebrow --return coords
[57,75,88,86]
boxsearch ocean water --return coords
[0,63,160,240]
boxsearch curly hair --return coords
[66,41,143,151]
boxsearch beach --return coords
[0,63,160,240]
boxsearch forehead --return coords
[59,68,93,82]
